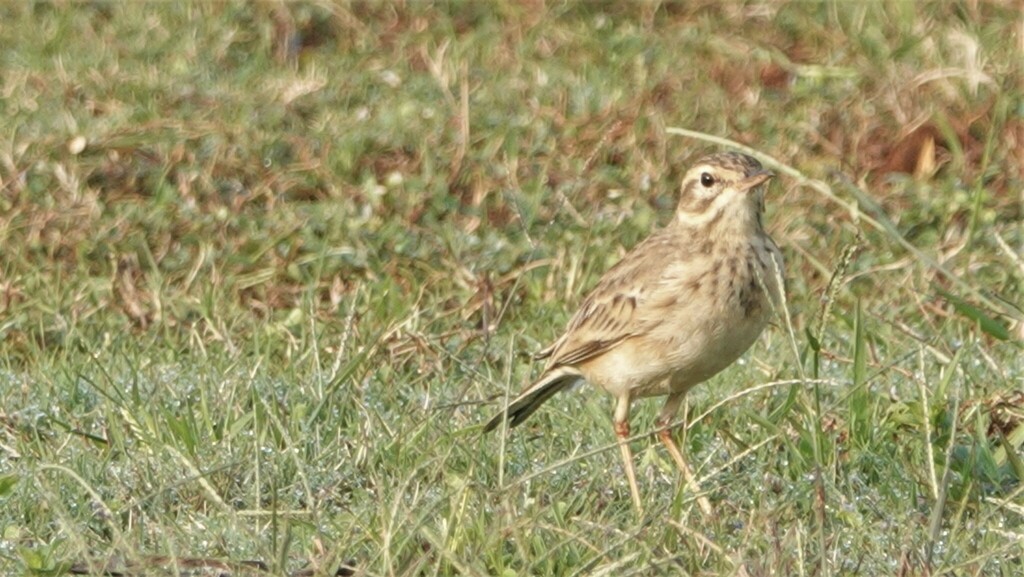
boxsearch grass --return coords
[0,1,1022,575]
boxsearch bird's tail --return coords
[483,366,584,433]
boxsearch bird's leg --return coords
[613,396,643,515]
[657,392,713,517]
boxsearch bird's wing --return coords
[538,229,697,368]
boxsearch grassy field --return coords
[1,2,1022,575]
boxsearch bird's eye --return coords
[700,172,715,187]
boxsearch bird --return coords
[483,151,784,514]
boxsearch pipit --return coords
[484,151,784,514]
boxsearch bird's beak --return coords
[738,169,774,192]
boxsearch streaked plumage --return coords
[484,151,784,514]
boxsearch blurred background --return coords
[0,2,1021,575]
